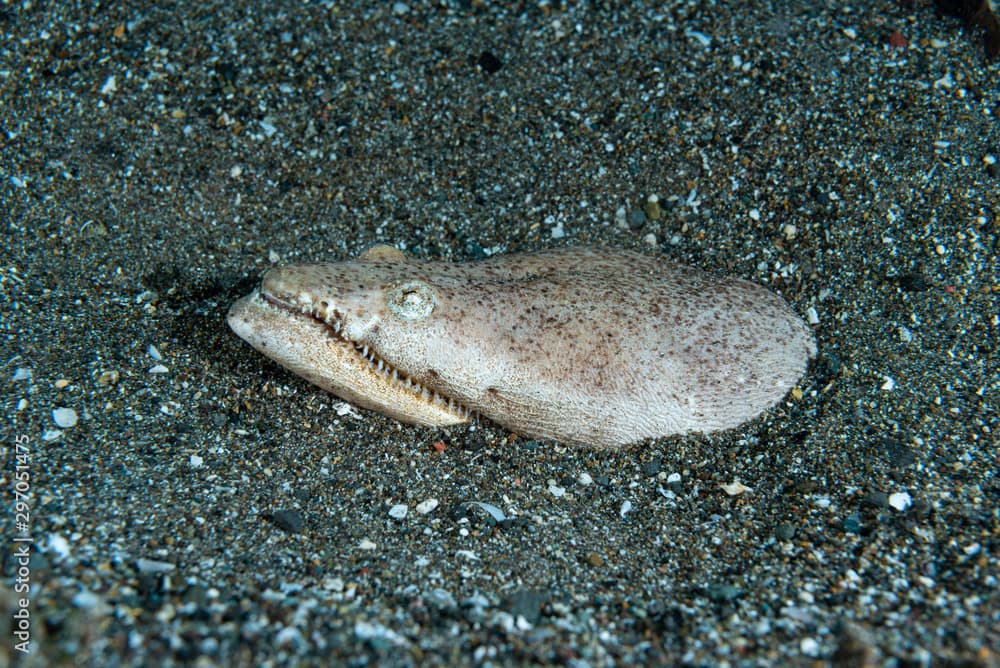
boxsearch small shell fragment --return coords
[720,480,751,496]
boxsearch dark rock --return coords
[505,590,547,625]
[707,583,741,602]
[776,522,796,540]
[642,457,662,476]
[628,208,647,229]
[476,50,502,74]
[842,513,863,534]
[270,509,305,533]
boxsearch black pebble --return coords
[896,272,930,292]
[775,522,796,540]
[642,457,662,476]
[477,50,502,74]
[270,509,305,533]
[628,208,647,229]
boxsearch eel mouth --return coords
[258,288,472,422]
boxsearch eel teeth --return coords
[290,298,473,419]
[264,295,476,419]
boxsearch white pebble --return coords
[259,119,278,137]
[800,637,821,657]
[548,484,566,497]
[358,538,377,550]
[898,326,913,343]
[148,344,162,361]
[12,367,32,382]
[667,472,681,483]
[149,364,169,374]
[45,534,72,561]
[136,558,175,574]
[71,590,107,612]
[881,376,896,391]
[52,407,78,428]
[620,500,633,518]
[416,498,439,514]
[578,472,593,486]
[99,75,117,95]
[806,306,819,325]
[189,454,204,468]
[388,504,408,519]
[334,402,363,419]
[888,491,912,511]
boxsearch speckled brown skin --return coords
[228,246,817,448]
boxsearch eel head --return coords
[226,245,472,427]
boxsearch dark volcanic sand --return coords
[2,1,998,666]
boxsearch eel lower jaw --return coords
[255,288,473,424]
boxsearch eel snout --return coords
[229,280,470,427]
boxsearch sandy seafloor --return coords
[1,1,998,666]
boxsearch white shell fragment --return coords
[620,500,633,518]
[465,502,506,522]
[720,480,751,496]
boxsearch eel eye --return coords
[387,280,436,321]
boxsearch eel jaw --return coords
[227,289,470,427]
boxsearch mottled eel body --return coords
[228,246,816,447]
